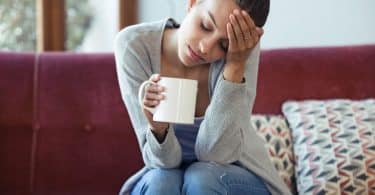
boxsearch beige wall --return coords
[138,0,375,49]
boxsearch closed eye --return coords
[200,22,210,31]
[220,41,228,52]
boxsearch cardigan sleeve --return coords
[114,27,182,168]
[195,42,260,163]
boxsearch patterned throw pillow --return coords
[282,99,375,195]
[251,115,297,194]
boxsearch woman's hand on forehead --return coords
[223,9,263,82]
[227,9,262,60]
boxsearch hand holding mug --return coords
[138,75,198,127]
[139,74,170,135]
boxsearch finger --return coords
[227,22,236,51]
[256,27,264,37]
[148,75,165,92]
[241,11,259,47]
[234,10,251,42]
[252,27,263,45]
[145,92,164,101]
[229,13,245,50]
[146,83,164,93]
[150,74,161,82]
[251,26,260,45]
[242,10,256,32]
[143,99,159,107]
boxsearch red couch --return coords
[1,45,374,195]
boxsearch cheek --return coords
[177,26,190,47]
[182,25,198,40]
[181,14,203,38]
[211,51,226,62]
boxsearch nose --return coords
[199,38,214,55]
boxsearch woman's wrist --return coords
[223,63,245,83]
[150,124,169,143]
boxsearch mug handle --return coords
[138,80,156,114]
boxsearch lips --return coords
[187,45,204,62]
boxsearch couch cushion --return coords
[251,115,297,194]
[282,99,375,194]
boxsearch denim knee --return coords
[182,162,225,195]
[131,168,183,195]
[182,161,270,195]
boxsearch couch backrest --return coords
[1,44,374,194]
[0,52,143,195]
[33,53,143,194]
[0,52,35,195]
[254,45,375,114]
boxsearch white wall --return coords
[137,0,187,23]
[80,0,375,51]
[79,0,118,52]
[79,0,185,52]
[137,0,375,49]
[262,0,375,48]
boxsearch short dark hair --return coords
[235,0,270,27]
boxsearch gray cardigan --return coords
[114,18,291,195]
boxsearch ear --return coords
[187,0,197,12]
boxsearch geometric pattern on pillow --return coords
[251,114,297,194]
[282,99,375,195]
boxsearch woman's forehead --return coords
[201,0,240,16]
[199,0,240,35]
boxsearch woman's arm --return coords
[195,10,262,164]
[114,28,182,168]
[195,43,260,163]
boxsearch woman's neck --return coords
[161,28,186,74]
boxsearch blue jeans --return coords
[130,161,270,195]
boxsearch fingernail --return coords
[234,9,239,14]
[242,10,247,15]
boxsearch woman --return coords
[114,0,291,194]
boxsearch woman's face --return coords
[177,0,241,67]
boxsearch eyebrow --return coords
[207,11,217,27]
[207,10,229,42]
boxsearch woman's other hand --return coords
[142,74,169,141]
[224,9,263,83]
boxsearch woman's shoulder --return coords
[114,20,168,77]
[115,19,166,48]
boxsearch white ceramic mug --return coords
[138,77,198,124]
